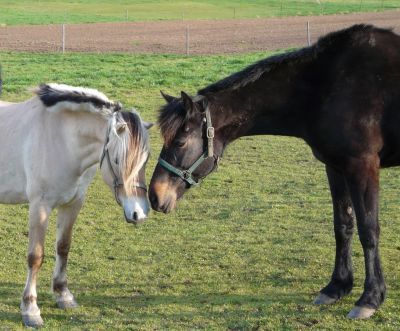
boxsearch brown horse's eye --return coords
[182,125,190,133]
[176,141,186,148]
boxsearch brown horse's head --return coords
[149,91,222,213]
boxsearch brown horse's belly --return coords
[379,148,400,168]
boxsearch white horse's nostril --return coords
[133,212,138,220]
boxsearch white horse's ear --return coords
[115,122,127,135]
[143,122,154,130]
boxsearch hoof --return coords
[56,299,79,309]
[313,293,337,305]
[347,306,376,319]
[22,314,44,328]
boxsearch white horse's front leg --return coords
[52,198,83,309]
[21,201,51,328]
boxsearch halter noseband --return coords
[100,124,147,206]
[158,107,218,186]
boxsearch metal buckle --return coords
[182,171,191,180]
[207,126,214,139]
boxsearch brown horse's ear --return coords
[192,95,208,113]
[160,91,176,103]
[181,91,207,113]
[198,96,208,113]
[181,91,193,111]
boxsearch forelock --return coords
[120,111,150,195]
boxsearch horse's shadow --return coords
[76,280,313,309]
[0,282,28,325]
[0,280,323,327]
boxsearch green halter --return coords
[158,108,215,186]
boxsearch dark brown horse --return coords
[149,25,400,319]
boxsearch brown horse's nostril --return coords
[133,212,138,221]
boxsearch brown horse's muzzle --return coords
[149,166,179,213]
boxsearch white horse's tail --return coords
[35,83,121,115]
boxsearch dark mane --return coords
[198,24,390,96]
[159,98,187,146]
[36,83,121,111]
[198,47,314,95]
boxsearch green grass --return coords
[0,51,400,330]
[0,0,399,25]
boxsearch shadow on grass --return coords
[75,282,310,308]
[0,281,357,329]
[73,288,325,329]
[0,280,323,327]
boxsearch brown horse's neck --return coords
[208,58,316,146]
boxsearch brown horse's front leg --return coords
[314,165,355,305]
[21,201,51,328]
[344,156,385,319]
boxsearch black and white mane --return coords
[36,83,122,113]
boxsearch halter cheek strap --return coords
[158,153,208,186]
[158,107,218,186]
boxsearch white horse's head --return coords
[100,110,153,224]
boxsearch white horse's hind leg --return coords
[52,199,83,309]
[21,202,51,328]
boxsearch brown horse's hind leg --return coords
[21,201,51,327]
[314,165,354,305]
[52,198,83,309]
[344,155,385,319]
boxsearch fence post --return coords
[126,9,129,21]
[0,64,2,97]
[62,23,65,54]
[307,21,311,46]
[233,7,236,19]
[186,26,190,55]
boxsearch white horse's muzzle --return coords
[122,196,149,225]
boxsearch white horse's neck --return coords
[52,109,109,174]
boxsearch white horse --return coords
[0,83,152,327]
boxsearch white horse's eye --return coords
[115,158,119,165]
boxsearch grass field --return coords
[0,51,400,330]
[0,0,399,25]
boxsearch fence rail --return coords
[0,10,399,55]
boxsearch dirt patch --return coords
[0,10,399,54]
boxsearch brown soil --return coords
[0,10,399,54]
